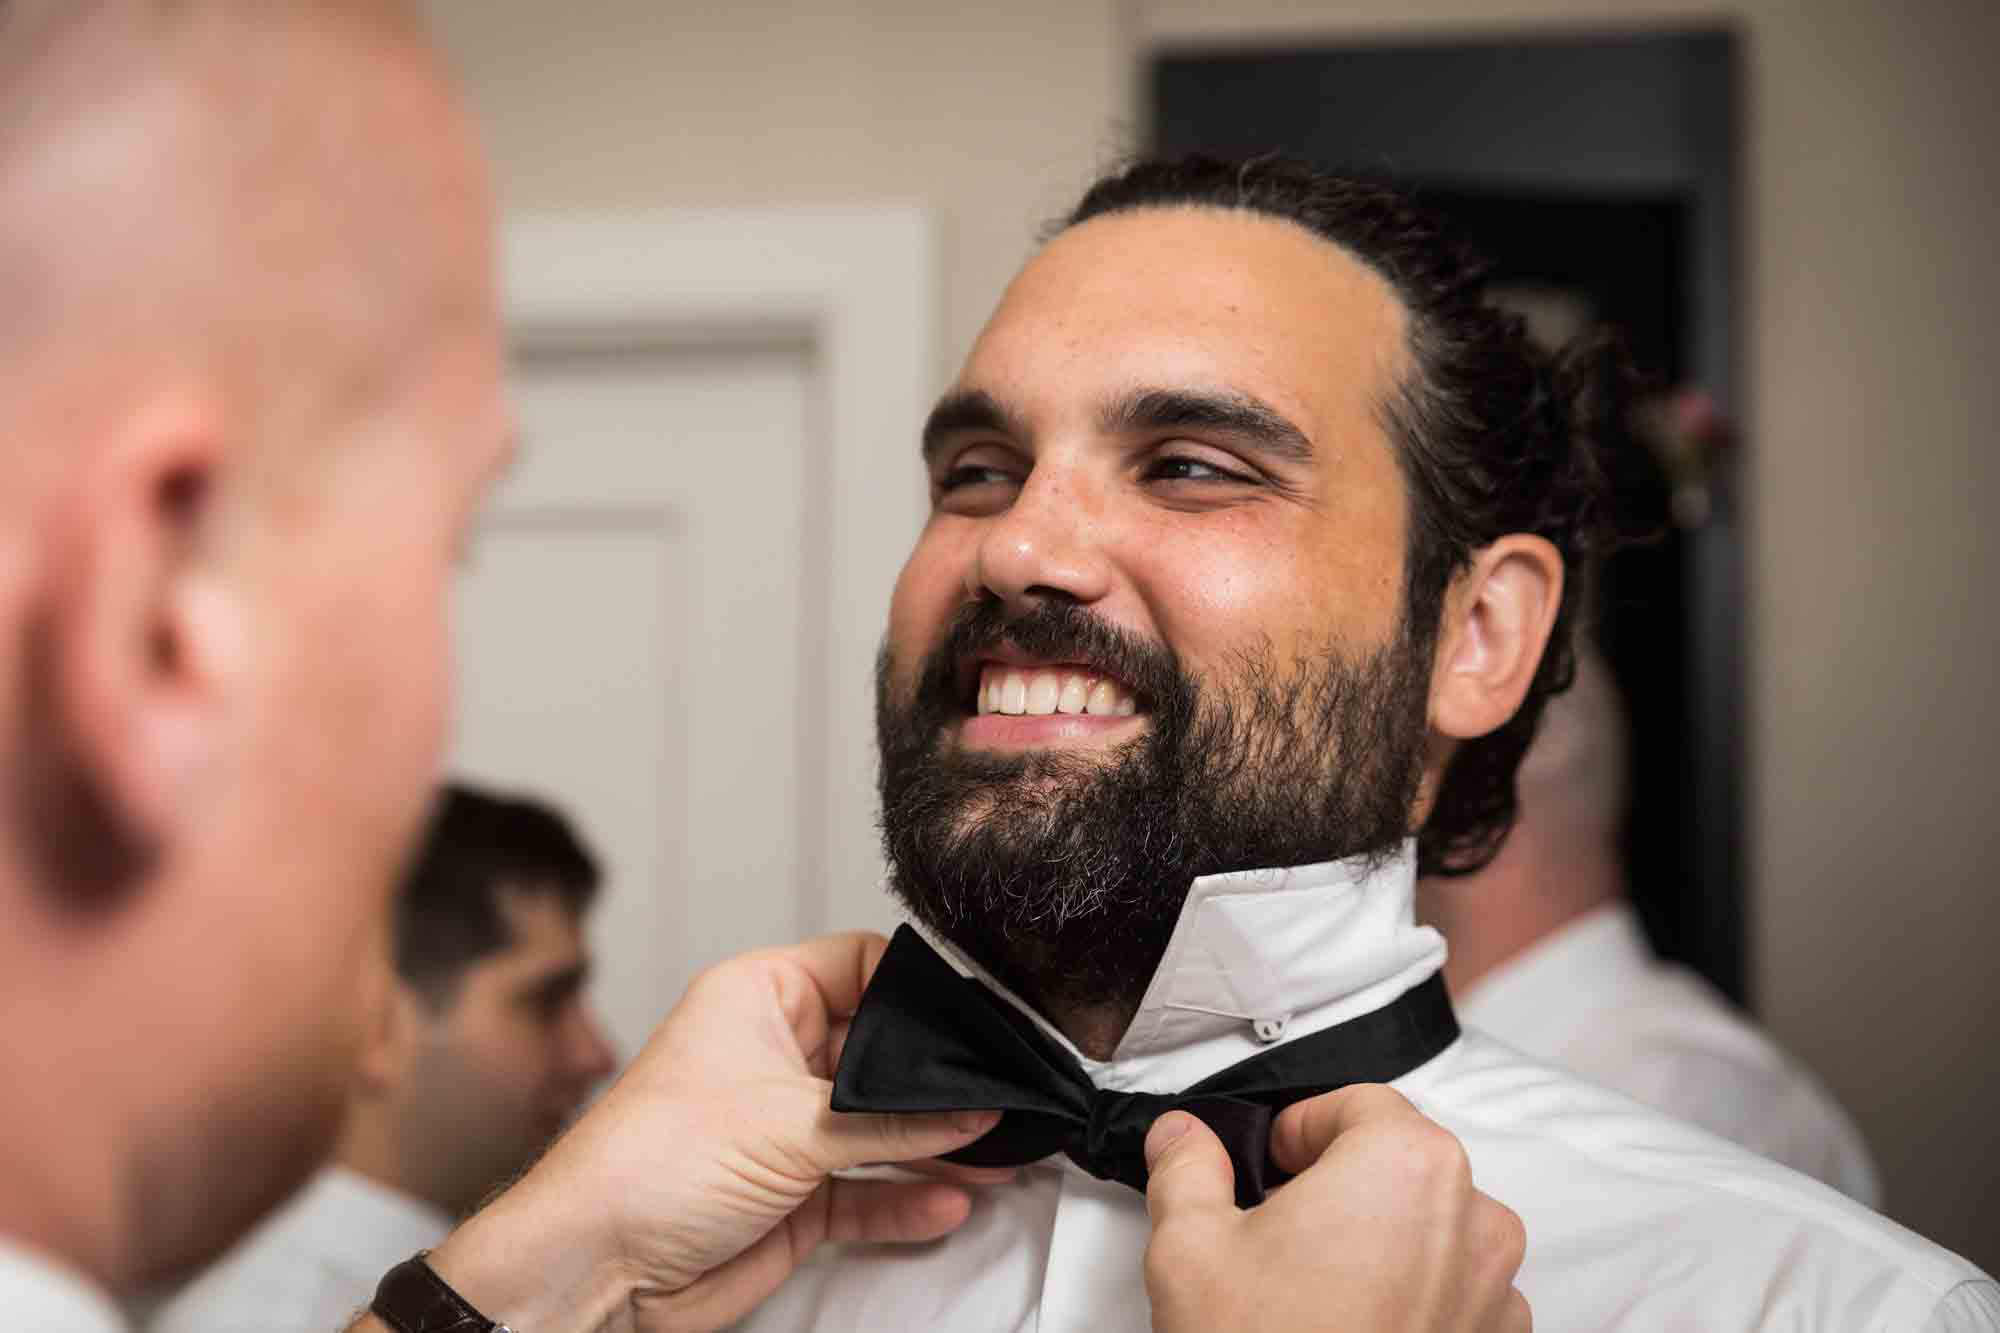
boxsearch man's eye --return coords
[1146,455,1248,484]
[937,464,1019,492]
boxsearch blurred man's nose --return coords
[565,1005,618,1084]
[966,464,1113,613]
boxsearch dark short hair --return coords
[395,781,600,1006]
[1060,155,1622,875]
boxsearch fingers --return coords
[897,1156,1021,1186]
[813,1104,1001,1173]
[1478,1196,1528,1278]
[1473,1198,1531,1331]
[821,1176,975,1246]
[1143,1111,1239,1226]
[644,1178,980,1333]
[766,931,895,1027]
[1269,1083,1419,1175]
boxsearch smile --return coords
[976,664,1139,718]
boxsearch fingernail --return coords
[953,1109,1001,1135]
[1144,1111,1192,1166]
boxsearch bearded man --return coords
[743,157,2000,1331]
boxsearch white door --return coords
[450,213,932,1062]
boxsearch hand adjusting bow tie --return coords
[832,925,1459,1207]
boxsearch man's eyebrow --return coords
[920,388,1027,462]
[1100,387,1315,465]
[515,960,590,1005]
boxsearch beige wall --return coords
[416,0,1126,382]
[422,0,2000,1271]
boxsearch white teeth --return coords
[1056,674,1089,715]
[976,665,1138,720]
[1000,672,1028,715]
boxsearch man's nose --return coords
[565,1006,619,1084]
[966,465,1113,611]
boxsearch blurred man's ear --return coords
[355,980,426,1096]
[1427,534,1564,743]
[20,393,240,906]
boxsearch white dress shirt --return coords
[149,1165,450,1333]
[0,1241,126,1331]
[1457,900,1881,1204]
[742,843,1999,1333]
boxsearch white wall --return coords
[421,0,2000,1271]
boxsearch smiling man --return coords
[748,158,2000,1331]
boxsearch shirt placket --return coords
[1034,1162,1154,1333]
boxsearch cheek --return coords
[1129,512,1405,670]
[885,529,966,681]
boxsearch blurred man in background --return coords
[153,783,619,1332]
[0,4,1533,1332]
[1418,646,1881,1202]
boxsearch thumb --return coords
[814,1101,1002,1172]
[1143,1111,1239,1224]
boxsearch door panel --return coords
[452,340,824,1061]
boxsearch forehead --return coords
[965,206,1411,434]
[483,889,587,970]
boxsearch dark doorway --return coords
[1153,30,1747,1003]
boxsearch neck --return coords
[334,1102,433,1215]
[0,899,138,1295]
[1418,819,1622,996]
[1037,999,1135,1063]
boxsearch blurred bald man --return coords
[1417,648,1880,1201]
[0,2,997,1327]
[0,5,1534,1333]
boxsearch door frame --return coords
[500,209,935,937]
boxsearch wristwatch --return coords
[371,1253,514,1333]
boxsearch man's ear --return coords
[1427,534,1565,743]
[355,979,427,1096]
[27,394,242,901]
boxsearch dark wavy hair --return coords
[1060,155,1621,875]
[397,781,601,1006]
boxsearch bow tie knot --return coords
[1083,1090,1175,1179]
[1076,1091,1277,1197]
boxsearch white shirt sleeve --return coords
[1925,1279,2000,1332]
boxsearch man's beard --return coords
[875,598,1434,1028]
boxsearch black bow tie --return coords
[832,925,1459,1207]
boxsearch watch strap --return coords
[370,1252,513,1333]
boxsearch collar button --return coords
[1252,1015,1290,1044]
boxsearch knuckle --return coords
[1409,1119,1473,1182]
[1493,1200,1528,1266]
[1144,1225,1214,1295]
[1348,1082,1416,1117]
